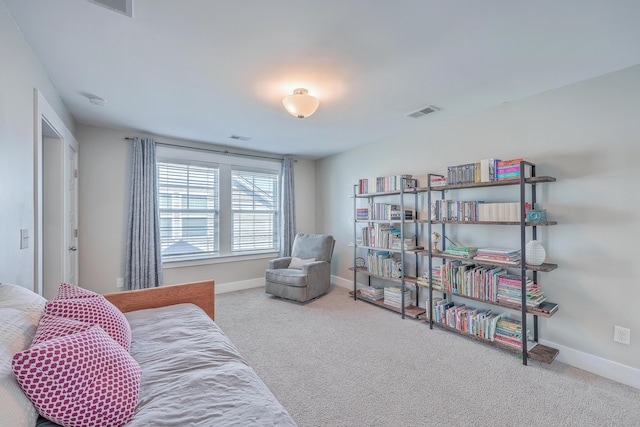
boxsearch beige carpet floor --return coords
[215,285,639,427]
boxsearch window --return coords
[157,161,219,258]
[232,170,279,253]
[157,147,280,261]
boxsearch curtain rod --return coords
[124,137,292,162]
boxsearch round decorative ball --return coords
[525,240,546,266]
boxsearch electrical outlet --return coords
[116,278,124,288]
[614,326,631,345]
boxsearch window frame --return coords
[157,146,281,264]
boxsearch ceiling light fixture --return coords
[282,88,319,118]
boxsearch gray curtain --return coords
[280,157,296,257]
[125,137,163,289]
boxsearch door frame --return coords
[34,89,78,295]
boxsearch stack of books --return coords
[357,174,416,194]
[429,176,448,187]
[383,287,413,309]
[367,252,402,278]
[359,286,384,301]
[496,274,546,307]
[496,158,523,181]
[416,268,443,291]
[474,248,521,265]
[356,208,369,220]
[493,316,536,350]
[442,246,478,259]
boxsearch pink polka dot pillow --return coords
[12,325,141,427]
[31,314,92,347]
[55,282,100,300]
[44,296,132,351]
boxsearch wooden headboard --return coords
[103,280,215,320]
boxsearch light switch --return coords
[20,229,29,249]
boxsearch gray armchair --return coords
[265,233,335,302]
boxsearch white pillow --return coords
[0,283,46,427]
[288,257,316,269]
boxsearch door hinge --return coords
[74,229,78,238]
[74,169,78,178]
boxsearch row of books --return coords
[383,287,413,309]
[356,174,416,194]
[430,200,523,222]
[434,300,535,349]
[428,260,547,308]
[434,300,505,341]
[367,252,402,279]
[360,224,419,250]
[446,158,524,185]
[363,203,415,221]
[438,260,504,301]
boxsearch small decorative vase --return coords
[525,240,546,266]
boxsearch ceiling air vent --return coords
[229,135,252,142]
[406,105,441,118]
[88,0,133,17]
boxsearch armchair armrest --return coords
[302,260,328,272]
[269,257,292,269]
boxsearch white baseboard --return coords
[333,275,639,390]
[216,278,264,294]
[333,275,353,290]
[539,339,640,390]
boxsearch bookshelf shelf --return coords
[417,175,556,191]
[414,280,557,318]
[433,322,559,364]
[415,252,558,272]
[348,267,418,285]
[420,220,557,226]
[351,290,425,319]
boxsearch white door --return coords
[65,140,79,285]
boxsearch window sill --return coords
[162,251,278,269]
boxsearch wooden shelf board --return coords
[413,252,558,272]
[420,220,557,226]
[349,267,418,285]
[351,290,426,319]
[412,284,557,318]
[416,176,556,192]
[432,322,558,364]
[354,245,424,253]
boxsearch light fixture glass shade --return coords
[282,88,319,118]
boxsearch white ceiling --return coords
[4,0,640,159]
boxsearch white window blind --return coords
[157,162,219,258]
[231,169,279,253]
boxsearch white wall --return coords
[316,65,640,387]
[0,3,75,290]
[76,124,316,295]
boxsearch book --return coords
[530,301,558,315]
[496,158,524,167]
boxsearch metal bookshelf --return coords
[352,176,425,319]
[424,160,559,365]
